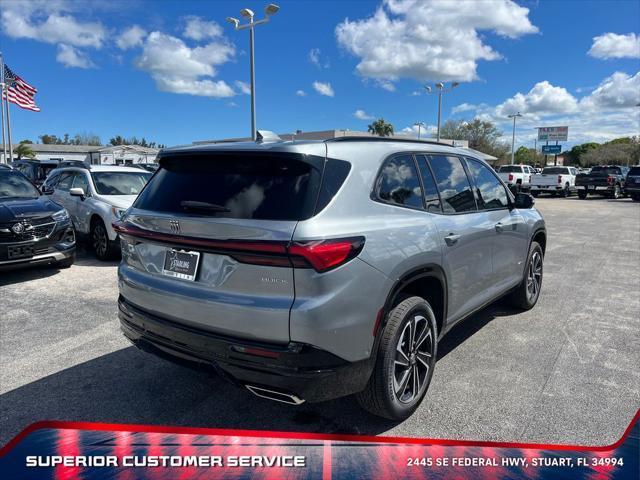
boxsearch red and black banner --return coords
[1,410,638,479]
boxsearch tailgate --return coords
[531,175,557,186]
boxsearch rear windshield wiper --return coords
[180,200,231,213]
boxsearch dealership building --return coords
[0,144,159,165]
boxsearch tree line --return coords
[18,133,165,149]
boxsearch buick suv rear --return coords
[116,136,546,419]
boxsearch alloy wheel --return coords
[93,223,107,257]
[393,315,433,404]
[526,251,542,302]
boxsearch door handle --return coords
[495,222,504,232]
[444,233,460,246]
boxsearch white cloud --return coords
[336,0,537,89]
[354,109,374,120]
[1,2,106,48]
[308,48,330,68]
[296,90,307,97]
[135,32,236,97]
[56,44,95,68]
[235,80,251,95]
[116,25,146,50]
[580,71,640,110]
[588,33,640,59]
[401,123,437,138]
[183,16,223,41]
[452,102,486,114]
[495,81,579,118]
[312,81,334,97]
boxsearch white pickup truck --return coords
[496,165,535,191]
[530,166,579,197]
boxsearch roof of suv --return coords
[54,165,147,173]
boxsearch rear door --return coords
[421,154,495,322]
[119,152,324,343]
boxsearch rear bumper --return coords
[576,185,612,191]
[624,185,640,194]
[530,185,564,191]
[118,297,373,403]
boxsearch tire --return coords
[562,183,571,197]
[578,190,588,199]
[632,194,640,202]
[56,255,75,269]
[357,296,438,420]
[508,241,543,310]
[91,218,117,260]
[530,190,539,198]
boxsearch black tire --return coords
[91,218,117,260]
[632,194,640,202]
[56,254,75,269]
[357,296,438,420]
[562,183,571,197]
[508,241,543,310]
[530,190,539,198]
[578,190,588,199]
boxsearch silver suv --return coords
[42,165,152,260]
[115,137,546,419]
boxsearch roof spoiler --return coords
[256,130,282,143]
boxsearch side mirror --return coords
[41,186,54,195]
[514,192,535,209]
[69,187,86,198]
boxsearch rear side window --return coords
[466,158,509,210]
[415,155,442,213]
[428,155,477,214]
[498,165,522,173]
[134,154,323,221]
[375,155,423,209]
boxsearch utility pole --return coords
[508,112,522,165]
[425,82,459,142]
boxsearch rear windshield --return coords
[629,167,640,175]
[498,165,522,173]
[590,166,621,175]
[542,167,569,174]
[133,154,327,221]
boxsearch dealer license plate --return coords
[162,249,200,281]
[8,243,35,259]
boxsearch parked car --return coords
[575,165,628,199]
[41,165,152,260]
[529,166,579,197]
[11,159,59,187]
[0,168,75,270]
[624,166,640,202]
[114,136,546,420]
[497,164,535,191]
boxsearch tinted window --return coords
[315,159,351,214]
[542,167,570,174]
[376,155,423,209]
[428,155,477,213]
[591,166,622,175]
[498,165,522,173]
[466,158,509,210]
[416,155,442,213]
[629,167,640,175]
[57,172,75,191]
[0,171,40,199]
[92,171,151,195]
[134,154,322,221]
[37,164,58,181]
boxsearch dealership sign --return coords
[541,145,562,154]
[537,126,568,142]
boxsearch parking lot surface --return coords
[1,197,638,447]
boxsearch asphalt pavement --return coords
[1,196,638,447]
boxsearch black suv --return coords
[0,168,76,270]
[11,160,60,188]
[625,166,640,201]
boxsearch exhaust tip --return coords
[246,385,305,405]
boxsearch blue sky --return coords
[1,0,639,148]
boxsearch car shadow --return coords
[0,264,62,287]
[0,300,517,446]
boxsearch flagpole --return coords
[0,52,6,164]
[5,86,13,163]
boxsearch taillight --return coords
[607,175,613,185]
[558,175,562,184]
[508,174,514,182]
[288,237,365,272]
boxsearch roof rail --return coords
[325,137,454,147]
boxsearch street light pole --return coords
[227,4,280,141]
[425,82,459,142]
[508,112,522,165]
[413,122,425,140]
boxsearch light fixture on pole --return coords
[508,112,523,165]
[413,122,425,140]
[424,82,459,142]
[227,4,280,141]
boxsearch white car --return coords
[497,165,535,191]
[41,165,152,260]
[529,166,579,197]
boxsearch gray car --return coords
[115,136,546,419]
[42,165,152,260]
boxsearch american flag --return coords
[3,64,40,112]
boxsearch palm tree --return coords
[14,142,36,160]
[367,118,394,137]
